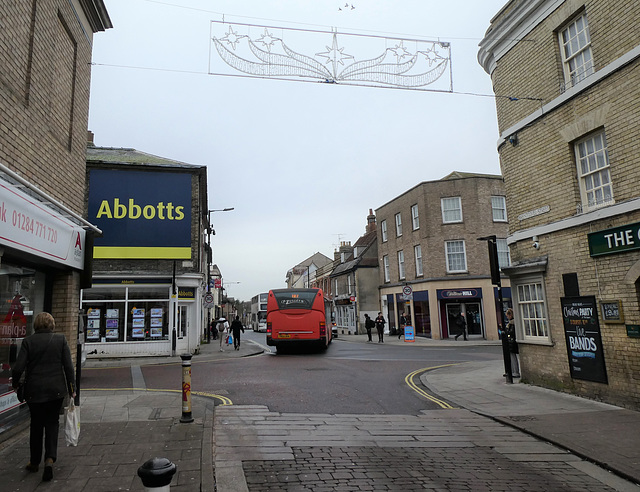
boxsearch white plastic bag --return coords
[64,399,80,446]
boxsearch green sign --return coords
[588,221,640,257]
[626,325,640,338]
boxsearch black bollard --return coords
[137,457,176,491]
[180,354,194,423]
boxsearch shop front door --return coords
[445,302,483,338]
[176,304,190,353]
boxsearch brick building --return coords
[84,142,208,357]
[376,172,510,339]
[0,2,111,435]
[479,0,640,409]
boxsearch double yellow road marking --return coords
[405,364,460,409]
[83,387,233,406]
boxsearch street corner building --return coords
[0,1,112,437]
[375,173,511,341]
[83,141,209,359]
[478,0,640,409]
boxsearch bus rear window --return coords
[272,290,318,310]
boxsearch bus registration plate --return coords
[279,334,292,338]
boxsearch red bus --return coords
[266,288,332,350]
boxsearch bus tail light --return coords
[319,321,326,337]
[266,322,272,336]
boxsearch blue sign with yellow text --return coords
[88,169,192,259]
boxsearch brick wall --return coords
[485,0,640,409]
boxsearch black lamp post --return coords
[478,235,513,384]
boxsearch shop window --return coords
[82,286,170,342]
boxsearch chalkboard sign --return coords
[561,296,608,384]
[601,300,624,323]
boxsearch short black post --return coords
[180,354,194,423]
[137,457,176,491]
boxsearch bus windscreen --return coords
[272,290,318,310]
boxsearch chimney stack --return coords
[366,208,376,233]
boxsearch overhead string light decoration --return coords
[209,21,453,92]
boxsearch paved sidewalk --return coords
[0,337,264,491]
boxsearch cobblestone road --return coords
[214,406,624,491]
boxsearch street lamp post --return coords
[206,208,234,342]
[478,235,513,384]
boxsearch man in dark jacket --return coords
[230,316,244,351]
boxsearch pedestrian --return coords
[375,312,386,343]
[11,312,76,482]
[398,312,407,339]
[209,320,218,340]
[454,312,468,341]
[364,314,374,342]
[505,308,520,378]
[230,315,244,351]
[217,317,229,351]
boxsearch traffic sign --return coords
[203,292,215,308]
[402,285,413,296]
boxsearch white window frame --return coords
[575,130,613,212]
[496,238,511,269]
[398,250,405,280]
[513,275,551,344]
[395,213,403,237]
[334,279,338,296]
[411,204,419,230]
[491,196,507,222]
[347,275,352,295]
[381,220,388,242]
[558,12,594,90]
[445,240,467,273]
[441,197,462,223]
[383,255,390,283]
[414,245,423,277]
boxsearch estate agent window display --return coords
[81,286,170,343]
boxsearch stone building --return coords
[376,172,510,339]
[479,0,640,409]
[330,210,379,335]
[0,2,111,436]
[83,141,208,357]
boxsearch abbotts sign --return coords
[588,221,640,257]
[88,169,192,259]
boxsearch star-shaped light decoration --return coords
[220,26,244,50]
[316,33,354,77]
[390,41,412,62]
[420,42,448,66]
[256,28,280,52]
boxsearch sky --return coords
[88,0,508,302]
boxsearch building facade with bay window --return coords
[479,0,640,408]
[83,141,208,358]
[376,172,510,340]
[0,2,111,438]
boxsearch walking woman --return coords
[12,312,75,482]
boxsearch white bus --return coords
[251,292,268,332]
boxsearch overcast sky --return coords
[88,0,508,301]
